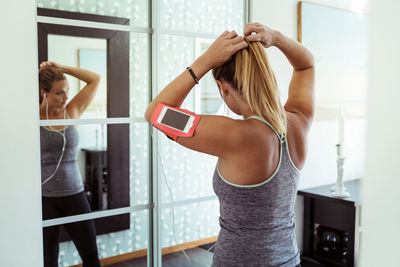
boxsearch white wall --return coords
[361,0,400,266]
[0,1,43,266]
[250,0,368,252]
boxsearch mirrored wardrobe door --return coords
[37,4,151,266]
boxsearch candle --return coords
[338,108,345,157]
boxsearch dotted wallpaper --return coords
[37,0,148,27]
[159,0,245,35]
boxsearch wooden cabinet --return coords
[298,180,362,267]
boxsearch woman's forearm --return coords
[272,30,314,70]
[144,30,248,121]
[60,65,101,84]
[144,55,212,121]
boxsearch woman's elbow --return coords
[95,73,101,82]
[90,74,101,86]
[307,52,315,69]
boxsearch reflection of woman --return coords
[145,23,314,267]
[39,61,101,267]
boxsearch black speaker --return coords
[316,225,349,261]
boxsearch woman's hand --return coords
[244,23,276,48]
[39,61,63,71]
[203,31,248,68]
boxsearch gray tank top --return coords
[40,120,84,197]
[212,116,301,267]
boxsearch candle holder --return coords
[331,156,350,198]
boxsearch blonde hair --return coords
[212,40,286,135]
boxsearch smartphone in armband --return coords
[150,103,200,141]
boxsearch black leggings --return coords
[42,191,100,267]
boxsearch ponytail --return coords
[213,40,286,135]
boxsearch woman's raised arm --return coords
[144,31,248,121]
[244,23,315,125]
[144,31,248,158]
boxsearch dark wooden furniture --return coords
[38,8,130,239]
[82,148,108,211]
[298,179,362,267]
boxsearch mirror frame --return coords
[38,7,130,241]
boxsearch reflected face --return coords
[45,79,69,108]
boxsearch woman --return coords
[145,22,314,267]
[39,61,101,267]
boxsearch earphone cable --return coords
[150,128,218,263]
[41,96,67,185]
[150,129,190,261]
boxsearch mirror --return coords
[38,8,130,241]
[48,34,108,118]
[297,1,367,188]
[47,35,109,210]
[298,2,368,120]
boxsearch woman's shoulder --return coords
[224,117,280,157]
[222,117,274,141]
[66,104,79,119]
[285,111,311,142]
[284,111,311,170]
[236,116,280,141]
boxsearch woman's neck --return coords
[39,102,64,119]
[233,93,257,119]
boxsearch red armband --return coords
[150,103,200,141]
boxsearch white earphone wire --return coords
[150,128,217,263]
[41,94,67,185]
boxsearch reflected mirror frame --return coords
[37,8,130,241]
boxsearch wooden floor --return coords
[104,245,320,267]
[106,246,214,267]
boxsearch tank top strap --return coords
[64,109,71,119]
[246,115,286,143]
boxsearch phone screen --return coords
[160,108,190,131]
